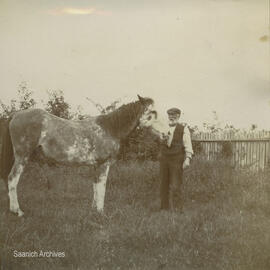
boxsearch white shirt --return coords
[167,125,193,159]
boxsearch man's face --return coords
[168,113,180,126]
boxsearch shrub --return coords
[45,90,71,119]
[0,82,36,119]
[220,141,233,159]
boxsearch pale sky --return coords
[0,0,269,129]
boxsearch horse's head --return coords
[137,95,158,128]
[137,95,172,140]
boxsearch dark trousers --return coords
[160,156,184,210]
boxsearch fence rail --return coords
[192,131,270,171]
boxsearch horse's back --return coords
[8,108,119,165]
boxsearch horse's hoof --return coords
[10,209,24,217]
[18,209,24,217]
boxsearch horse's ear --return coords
[137,95,145,105]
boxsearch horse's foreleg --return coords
[8,160,26,217]
[92,164,110,213]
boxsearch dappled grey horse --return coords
[0,95,158,217]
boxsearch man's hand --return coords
[183,158,190,169]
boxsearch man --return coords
[159,107,193,211]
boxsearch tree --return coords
[17,81,37,110]
[0,82,36,119]
[45,90,70,119]
[250,124,257,131]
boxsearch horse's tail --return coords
[0,116,14,184]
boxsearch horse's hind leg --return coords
[8,158,27,217]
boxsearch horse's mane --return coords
[96,98,153,139]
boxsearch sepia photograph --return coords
[0,0,269,269]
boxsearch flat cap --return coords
[167,107,181,115]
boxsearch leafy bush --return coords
[45,90,71,119]
[118,127,160,161]
[0,82,36,119]
[220,141,233,158]
[192,140,203,155]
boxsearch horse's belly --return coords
[39,130,119,166]
[40,136,97,165]
[65,144,97,164]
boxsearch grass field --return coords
[0,157,269,270]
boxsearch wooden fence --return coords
[192,131,270,171]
